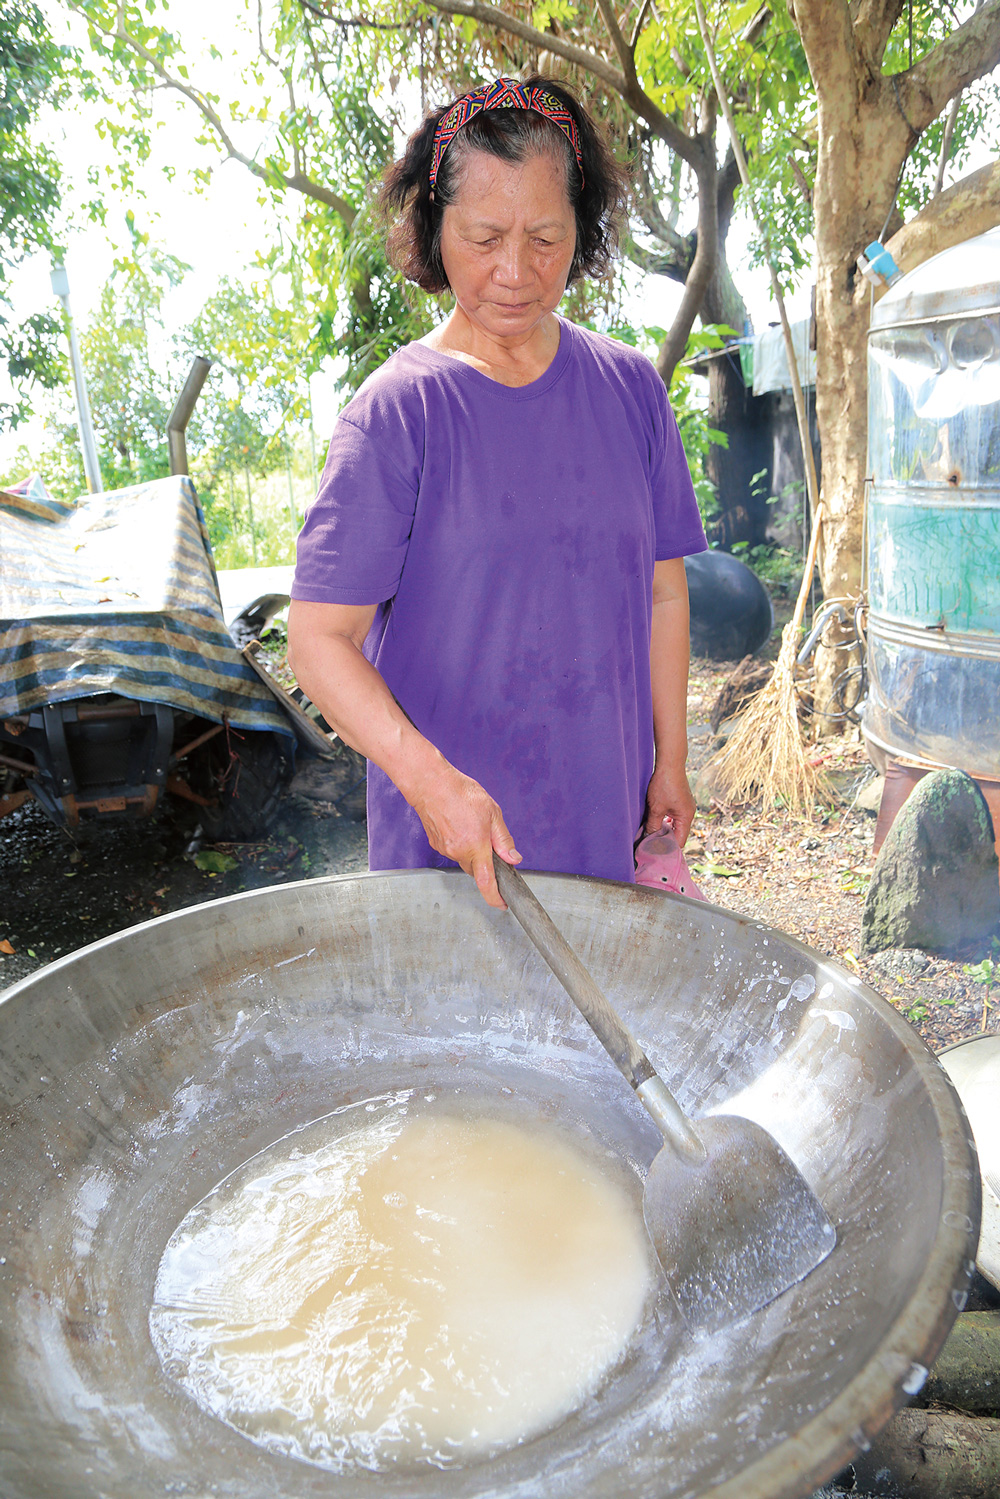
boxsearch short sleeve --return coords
[648,382,709,562]
[291,412,420,606]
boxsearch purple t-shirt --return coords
[292,317,707,882]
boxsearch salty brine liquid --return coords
[150,1097,655,1471]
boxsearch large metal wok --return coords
[0,871,979,1499]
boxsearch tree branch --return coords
[790,0,861,96]
[286,71,302,178]
[885,157,1000,275]
[594,0,634,79]
[257,0,280,67]
[630,0,654,52]
[420,0,705,169]
[621,231,690,284]
[297,2,416,27]
[633,187,690,259]
[933,88,962,196]
[68,1,357,224]
[851,0,906,68]
[654,156,719,382]
[896,0,1000,135]
[716,148,742,238]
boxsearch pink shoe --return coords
[634,825,706,900]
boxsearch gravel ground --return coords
[2,649,997,1054]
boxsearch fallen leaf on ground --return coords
[0,938,14,955]
[691,861,743,879]
[193,849,238,874]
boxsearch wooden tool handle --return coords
[493,854,655,1090]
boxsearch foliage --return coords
[60,0,760,392]
[731,541,804,597]
[670,324,731,526]
[12,240,319,566]
[882,10,1000,217]
[962,957,997,990]
[837,865,872,896]
[33,225,186,494]
[84,227,187,488]
[0,1,70,427]
[177,272,318,561]
[29,0,1000,596]
[308,202,438,398]
[738,1,1000,295]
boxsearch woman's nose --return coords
[493,240,532,286]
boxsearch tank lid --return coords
[870,224,1000,329]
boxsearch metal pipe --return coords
[167,356,212,476]
[0,752,38,777]
[50,265,103,494]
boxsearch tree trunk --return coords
[811,97,908,583]
[654,134,721,386]
[700,254,770,547]
[795,5,914,727]
[793,0,1000,730]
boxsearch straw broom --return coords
[702,511,826,812]
[692,0,826,813]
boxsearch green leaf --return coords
[194,849,239,874]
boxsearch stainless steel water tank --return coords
[863,225,1000,775]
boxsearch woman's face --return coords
[439,147,577,343]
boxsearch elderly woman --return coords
[288,75,707,908]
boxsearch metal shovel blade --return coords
[491,855,836,1333]
[643,1112,837,1333]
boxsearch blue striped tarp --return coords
[0,475,293,738]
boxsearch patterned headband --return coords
[429,77,585,198]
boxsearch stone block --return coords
[861,769,1000,955]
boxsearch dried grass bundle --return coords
[703,623,820,814]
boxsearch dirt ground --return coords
[684,655,999,1053]
[1,647,997,1055]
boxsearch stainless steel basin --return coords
[0,871,979,1498]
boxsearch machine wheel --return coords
[199,730,292,841]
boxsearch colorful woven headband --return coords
[429,78,585,197]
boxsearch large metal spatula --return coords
[492,854,837,1332]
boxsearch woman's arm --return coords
[644,556,696,844]
[286,598,520,906]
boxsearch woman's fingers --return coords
[644,766,696,844]
[412,768,520,905]
[478,811,522,908]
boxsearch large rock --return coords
[861,769,1000,954]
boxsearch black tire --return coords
[199,730,293,841]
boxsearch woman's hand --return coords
[409,763,521,908]
[643,763,696,846]
[647,558,695,846]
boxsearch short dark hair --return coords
[379,76,629,294]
